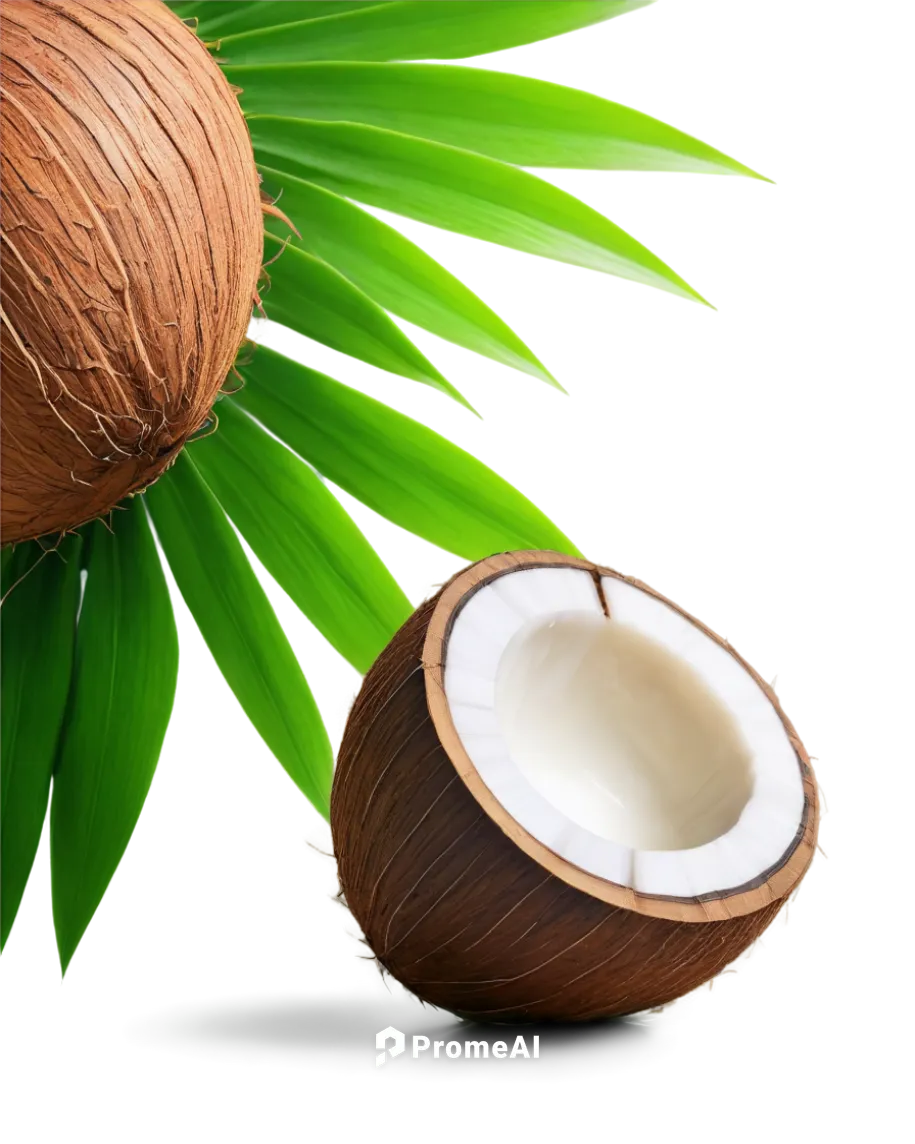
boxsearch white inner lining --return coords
[444,568,805,898]
[496,613,754,851]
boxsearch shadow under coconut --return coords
[123,965,663,1089]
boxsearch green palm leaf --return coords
[259,165,556,386]
[251,555,359,713]
[171,3,384,39]
[249,118,706,302]
[212,2,652,66]
[260,233,469,407]
[236,345,580,561]
[190,398,412,673]
[1,537,82,951]
[233,63,764,178]
[144,453,332,817]
[50,505,178,972]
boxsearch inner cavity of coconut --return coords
[443,567,805,899]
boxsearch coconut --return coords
[332,551,818,1022]
[0,0,263,544]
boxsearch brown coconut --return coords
[332,551,818,1023]
[0,0,263,544]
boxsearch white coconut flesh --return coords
[443,568,805,900]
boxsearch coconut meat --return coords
[443,568,805,899]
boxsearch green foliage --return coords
[145,454,333,817]
[260,233,469,406]
[204,2,653,65]
[190,399,412,672]
[50,506,177,972]
[1,537,82,950]
[258,166,556,385]
[233,63,764,177]
[250,117,706,302]
[170,3,382,40]
[235,346,580,561]
[7,0,767,967]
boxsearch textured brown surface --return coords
[1,0,263,543]
[332,555,817,1022]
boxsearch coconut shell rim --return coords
[422,550,818,924]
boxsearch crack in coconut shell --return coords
[0,0,263,544]
[332,551,818,1022]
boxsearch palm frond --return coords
[191,398,412,673]
[232,62,765,178]
[260,233,471,407]
[1,537,82,950]
[144,453,333,817]
[249,117,707,302]
[233,345,580,561]
[50,505,177,972]
[258,165,557,385]
[171,2,384,39]
[198,2,653,65]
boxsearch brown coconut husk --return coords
[332,551,818,1022]
[0,0,263,543]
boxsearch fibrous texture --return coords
[332,552,818,1022]
[0,0,262,543]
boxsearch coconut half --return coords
[332,552,818,1022]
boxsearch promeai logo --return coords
[376,1026,406,1067]
[375,1028,540,1064]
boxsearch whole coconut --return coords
[0,0,263,543]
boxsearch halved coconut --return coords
[332,552,818,1022]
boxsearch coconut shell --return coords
[0,0,263,543]
[332,552,818,1022]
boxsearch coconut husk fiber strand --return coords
[332,552,818,1022]
[0,0,262,543]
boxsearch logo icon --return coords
[375,1026,405,1067]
